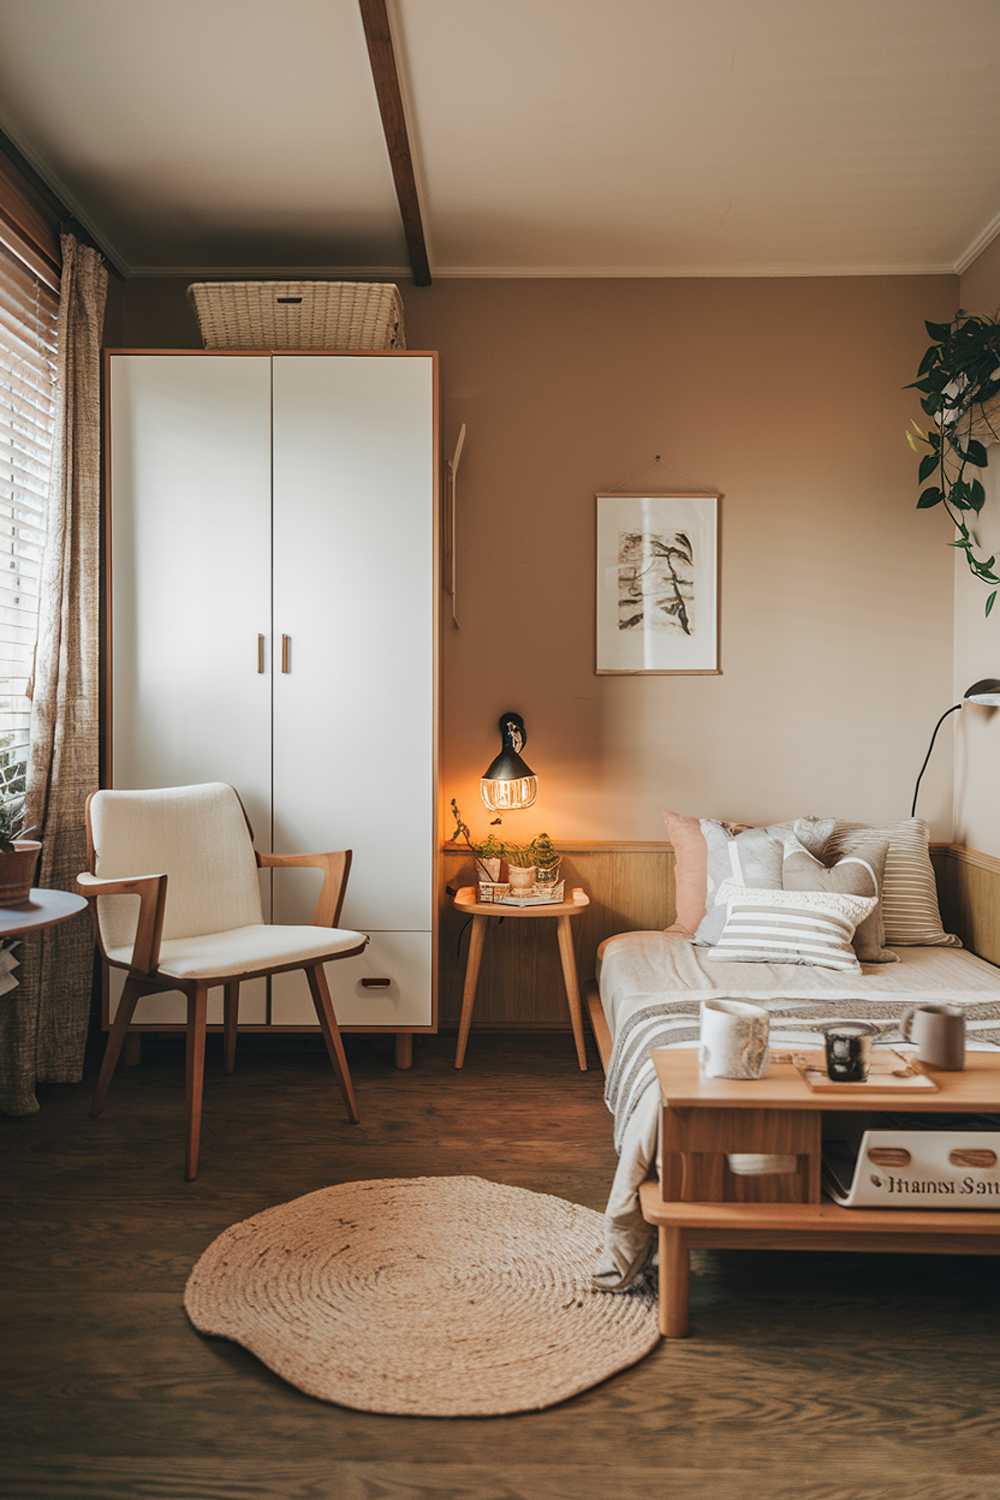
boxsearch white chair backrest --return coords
[89,783,264,951]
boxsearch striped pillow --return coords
[825,819,960,948]
[706,882,878,973]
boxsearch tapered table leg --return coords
[454,916,487,1069]
[556,914,588,1071]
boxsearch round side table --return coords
[0,887,89,941]
[452,884,590,1070]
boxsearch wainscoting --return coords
[440,842,676,1029]
[440,842,999,1031]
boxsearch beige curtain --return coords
[0,234,107,1114]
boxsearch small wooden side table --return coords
[0,887,88,941]
[452,885,590,1070]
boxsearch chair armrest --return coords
[76,871,168,974]
[256,850,352,928]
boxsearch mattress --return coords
[598,931,1000,1047]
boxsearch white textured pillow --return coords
[706,881,878,973]
[825,819,959,948]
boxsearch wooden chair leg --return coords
[92,974,144,1118]
[454,915,486,1069]
[185,984,208,1181]
[305,963,360,1123]
[223,981,239,1075]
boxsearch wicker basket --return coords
[188,281,406,351]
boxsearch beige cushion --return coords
[825,818,960,948]
[90,783,265,951]
[107,923,367,980]
[782,835,896,964]
[706,882,878,973]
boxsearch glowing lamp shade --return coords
[480,711,537,812]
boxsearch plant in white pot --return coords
[0,764,39,905]
[503,839,538,893]
[450,799,506,886]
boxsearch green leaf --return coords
[921,393,943,416]
[917,487,942,508]
[925,319,951,342]
[917,346,938,376]
[918,452,938,482]
[987,591,997,619]
[970,479,986,512]
[966,438,989,466]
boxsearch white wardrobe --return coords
[105,350,439,1039]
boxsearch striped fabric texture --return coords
[825,819,960,948]
[706,882,878,973]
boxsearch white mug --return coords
[700,998,770,1080]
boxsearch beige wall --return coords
[955,237,1000,855]
[107,273,958,842]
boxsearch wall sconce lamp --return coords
[911,677,1000,816]
[480,711,537,812]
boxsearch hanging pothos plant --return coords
[907,311,1000,615]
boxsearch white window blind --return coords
[0,240,58,779]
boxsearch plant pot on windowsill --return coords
[0,840,41,905]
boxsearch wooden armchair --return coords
[78,782,369,1178]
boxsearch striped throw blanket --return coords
[604,993,1000,1154]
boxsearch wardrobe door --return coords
[108,354,272,1025]
[270,354,435,1028]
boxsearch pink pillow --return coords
[664,811,708,935]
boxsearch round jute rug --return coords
[184,1175,658,1416]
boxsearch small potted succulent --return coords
[0,761,39,906]
[450,799,509,899]
[533,832,562,888]
[503,838,538,893]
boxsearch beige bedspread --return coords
[596,934,1000,1276]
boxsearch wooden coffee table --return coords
[640,1050,1000,1339]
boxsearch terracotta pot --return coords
[507,864,536,892]
[0,840,41,905]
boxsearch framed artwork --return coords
[595,492,720,675]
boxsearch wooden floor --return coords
[3,1031,1000,1500]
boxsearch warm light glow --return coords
[480,774,538,812]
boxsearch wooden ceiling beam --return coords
[359,0,431,286]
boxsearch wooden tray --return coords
[782,1048,939,1094]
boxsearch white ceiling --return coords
[1,0,999,278]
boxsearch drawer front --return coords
[270,930,432,1029]
[108,969,267,1027]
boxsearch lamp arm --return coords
[910,702,962,818]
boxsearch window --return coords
[0,239,58,787]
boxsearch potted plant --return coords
[450,799,507,892]
[0,759,39,905]
[533,832,562,888]
[907,311,1000,615]
[503,838,538,893]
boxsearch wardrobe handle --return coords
[256,634,265,673]
[281,634,291,673]
[361,977,391,989]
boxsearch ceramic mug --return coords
[901,1004,966,1070]
[824,1022,877,1083]
[700,998,769,1080]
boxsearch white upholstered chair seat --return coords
[106,923,368,980]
